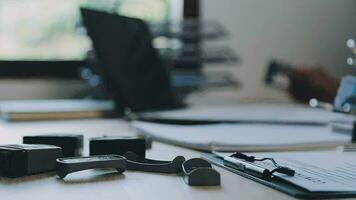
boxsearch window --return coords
[0,0,169,60]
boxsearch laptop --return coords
[80,8,182,114]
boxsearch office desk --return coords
[0,118,320,200]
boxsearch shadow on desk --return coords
[0,170,125,185]
[0,172,56,184]
[56,170,126,184]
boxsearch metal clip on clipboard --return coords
[223,152,295,181]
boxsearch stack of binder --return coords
[149,19,240,96]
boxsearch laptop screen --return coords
[81,8,182,113]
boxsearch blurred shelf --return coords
[172,71,240,89]
[150,19,228,41]
[159,46,240,69]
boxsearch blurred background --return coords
[0,0,354,104]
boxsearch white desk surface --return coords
[0,118,351,200]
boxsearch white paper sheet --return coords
[141,104,355,124]
[133,121,351,151]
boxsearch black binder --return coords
[203,153,356,199]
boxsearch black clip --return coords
[123,151,185,173]
[182,158,220,186]
[56,155,126,179]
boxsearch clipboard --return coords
[202,153,356,199]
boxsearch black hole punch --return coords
[90,136,146,158]
[0,144,62,178]
[23,134,84,157]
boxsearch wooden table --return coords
[0,118,339,200]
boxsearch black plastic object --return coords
[123,151,185,173]
[56,154,126,179]
[182,158,220,186]
[0,144,62,178]
[90,136,146,157]
[143,135,153,149]
[23,134,83,157]
[265,60,292,85]
[352,122,356,143]
[80,8,182,114]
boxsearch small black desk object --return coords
[90,136,146,157]
[352,121,356,143]
[56,155,126,179]
[182,158,220,186]
[203,153,356,199]
[23,134,83,157]
[123,151,185,173]
[264,60,292,85]
[0,144,62,178]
